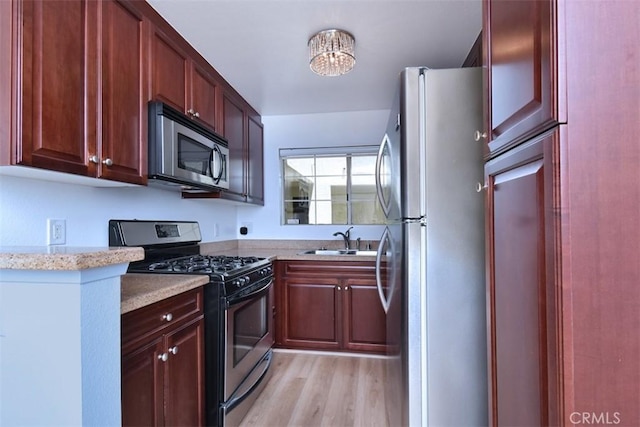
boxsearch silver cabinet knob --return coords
[337,286,341,291]
[476,182,488,192]
[474,131,488,141]
[162,313,173,322]
[158,353,168,362]
[169,346,179,355]
[89,155,100,164]
[193,111,200,118]
[102,158,113,166]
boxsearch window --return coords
[281,146,385,225]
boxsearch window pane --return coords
[315,157,346,176]
[352,199,385,224]
[284,158,315,176]
[351,174,376,185]
[284,201,310,225]
[320,200,347,224]
[351,155,377,175]
[314,176,346,201]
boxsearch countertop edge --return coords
[0,247,144,270]
[121,274,209,314]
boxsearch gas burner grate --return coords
[141,255,267,275]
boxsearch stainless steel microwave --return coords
[148,101,229,191]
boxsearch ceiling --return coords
[146,0,482,117]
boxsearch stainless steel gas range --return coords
[109,220,274,427]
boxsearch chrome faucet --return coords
[333,226,353,250]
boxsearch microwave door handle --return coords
[211,145,223,184]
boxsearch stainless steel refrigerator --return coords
[374,67,487,426]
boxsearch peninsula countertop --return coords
[0,246,144,270]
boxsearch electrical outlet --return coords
[47,219,66,245]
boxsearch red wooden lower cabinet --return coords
[121,288,205,427]
[275,260,387,354]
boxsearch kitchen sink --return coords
[300,249,377,256]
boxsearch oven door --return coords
[224,277,274,401]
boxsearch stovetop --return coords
[129,254,270,279]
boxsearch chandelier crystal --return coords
[308,29,356,77]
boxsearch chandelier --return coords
[308,29,356,77]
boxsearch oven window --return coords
[177,133,211,175]
[233,294,268,365]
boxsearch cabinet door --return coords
[191,63,220,132]
[151,26,188,112]
[484,0,558,155]
[100,0,147,184]
[343,278,386,353]
[18,0,97,175]
[122,337,165,427]
[485,131,560,426]
[222,92,246,199]
[282,277,341,350]
[246,114,264,205]
[164,317,205,427]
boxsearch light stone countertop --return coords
[0,246,144,270]
[120,273,209,314]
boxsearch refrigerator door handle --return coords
[375,227,391,313]
[375,135,391,218]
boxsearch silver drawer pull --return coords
[162,313,173,322]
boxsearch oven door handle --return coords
[226,279,273,307]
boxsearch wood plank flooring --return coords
[239,350,390,427]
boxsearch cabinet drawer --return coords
[281,260,375,277]
[122,288,203,352]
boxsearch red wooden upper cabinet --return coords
[150,24,221,133]
[482,0,563,157]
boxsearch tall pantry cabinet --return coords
[482,0,639,426]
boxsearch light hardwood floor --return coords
[240,350,390,427]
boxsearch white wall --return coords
[0,174,238,246]
[237,109,390,242]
